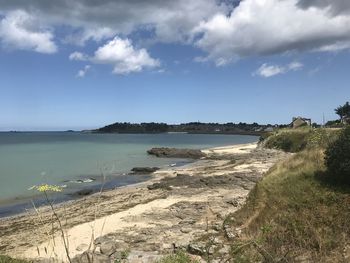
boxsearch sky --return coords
[0,0,349,131]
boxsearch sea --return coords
[0,132,258,216]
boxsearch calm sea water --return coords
[0,132,258,203]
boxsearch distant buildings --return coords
[291,117,311,128]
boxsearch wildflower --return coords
[30,184,63,193]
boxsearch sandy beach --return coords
[0,142,289,262]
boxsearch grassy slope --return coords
[224,128,350,262]
[0,256,29,263]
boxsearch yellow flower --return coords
[31,184,63,193]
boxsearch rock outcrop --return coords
[131,167,160,173]
[147,147,206,159]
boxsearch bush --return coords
[0,256,29,263]
[264,129,309,152]
[325,126,350,182]
[157,251,199,263]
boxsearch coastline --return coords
[0,142,289,262]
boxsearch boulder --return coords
[131,167,160,173]
[147,147,205,159]
[73,189,93,196]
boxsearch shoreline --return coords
[0,160,193,219]
[0,141,289,262]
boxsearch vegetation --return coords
[335,101,350,122]
[97,122,169,133]
[262,128,310,152]
[156,251,199,263]
[0,256,29,263]
[95,122,281,135]
[261,127,339,152]
[325,126,350,183]
[213,127,350,262]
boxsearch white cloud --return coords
[194,0,350,65]
[288,62,303,71]
[69,51,87,61]
[1,0,350,66]
[0,0,228,45]
[0,10,57,53]
[254,62,303,78]
[76,65,91,78]
[94,37,160,74]
[71,37,160,75]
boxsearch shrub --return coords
[0,256,29,263]
[307,128,340,149]
[264,129,309,152]
[325,126,350,182]
[157,251,199,263]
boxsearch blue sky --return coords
[0,0,349,130]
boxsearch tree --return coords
[335,101,350,122]
[325,126,350,182]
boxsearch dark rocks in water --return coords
[131,167,159,173]
[147,147,205,159]
[74,189,94,196]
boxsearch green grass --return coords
[262,127,340,152]
[223,147,350,262]
[156,251,199,263]
[0,256,30,263]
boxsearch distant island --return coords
[92,122,287,135]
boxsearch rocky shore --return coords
[0,143,289,262]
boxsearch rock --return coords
[223,225,241,240]
[147,147,206,159]
[162,243,174,250]
[187,244,206,256]
[100,241,116,256]
[72,252,111,263]
[147,182,172,191]
[226,199,240,207]
[218,245,230,255]
[74,189,93,196]
[180,227,192,233]
[76,243,89,252]
[131,167,160,173]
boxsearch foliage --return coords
[263,128,311,152]
[258,132,273,143]
[96,121,275,134]
[224,149,350,262]
[0,256,30,263]
[325,126,350,182]
[263,128,339,152]
[335,101,350,120]
[306,128,340,149]
[325,119,342,128]
[156,251,199,263]
[29,184,63,192]
[97,122,169,133]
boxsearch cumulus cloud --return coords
[70,37,160,75]
[297,0,350,15]
[93,37,160,74]
[254,62,303,78]
[1,0,350,68]
[194,0,350,65]
[76,65,91,78]
[0,10,57,53]
[0,0,228,45]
